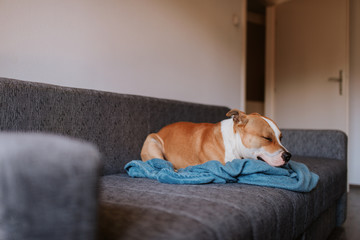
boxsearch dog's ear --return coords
[226,109,248,125]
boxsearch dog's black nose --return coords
[282,152,292,163]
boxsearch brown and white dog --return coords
[141,109,291,169]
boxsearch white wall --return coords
[349,0,360,185]
[0,0,246,109]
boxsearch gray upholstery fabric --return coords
[297,203,337,240]
[281,129,347,162]
[0,77,347,240]
[0,78,229,175]
[99,156,347,240]
[335,192,347,226]
[0,133,101,240]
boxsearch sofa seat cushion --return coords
[98,157,346,240]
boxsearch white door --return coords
[273,0,349,133]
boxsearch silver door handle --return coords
[328,70,343,95]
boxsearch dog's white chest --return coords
[220,119,243,163]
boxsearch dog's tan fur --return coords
[141,109,291,169]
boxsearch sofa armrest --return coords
[0,133,101,240]
[281,129,347,162]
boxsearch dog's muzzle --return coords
[282,152,292,163]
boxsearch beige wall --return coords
[0,0,246,109]
[349,0,360,185]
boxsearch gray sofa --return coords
[0,78,347,240]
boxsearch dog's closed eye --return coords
[262,136,273,142]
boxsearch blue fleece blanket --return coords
[125,159,319,192]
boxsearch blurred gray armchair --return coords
[0,133,101,240]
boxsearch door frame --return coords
[240,0,247,111]
[264,6,276,119]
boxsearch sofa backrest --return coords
[0,78,230,175]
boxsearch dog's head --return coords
[226,109,291,167]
